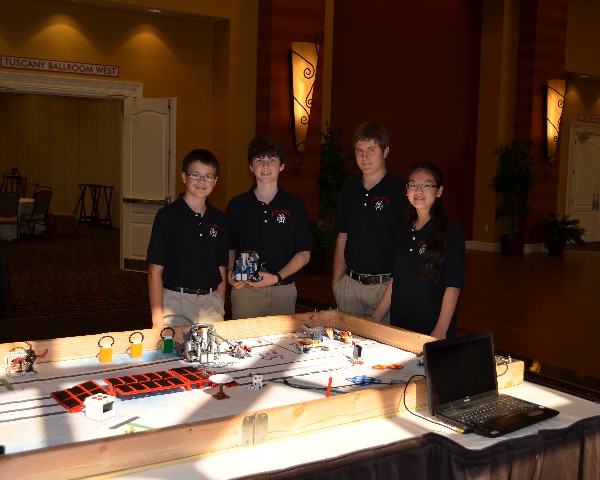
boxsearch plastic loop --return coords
[98,335,115,348]
[160,327,175,339]
[128,331,144,344]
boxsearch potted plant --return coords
[317,124,353,224]
[309,219,337,269]
[542,212,586,256]
[490,140,534,254]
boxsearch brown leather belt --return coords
[349,271,391,285]
[163,284,217,295]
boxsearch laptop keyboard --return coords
[446,395,533,425]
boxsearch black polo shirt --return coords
[335,171,407,274]
[146,194,228,289]
[390,219,465,337]
[226,187,313,284]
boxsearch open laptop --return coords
[423,331,559,438]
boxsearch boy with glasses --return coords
[332,122,408,324]
[226,135,313,319]
[147,149,228,329]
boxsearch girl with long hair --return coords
[372,162,465,338]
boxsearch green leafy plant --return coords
[490,140,534,237]
[542,212,586,254]
[318,124,353,224]
[310,124,353,264]
[310,219,336,257]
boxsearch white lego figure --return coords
[84,393,116,421]
[249,373,264,390]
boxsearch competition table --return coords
[0,311,598,480]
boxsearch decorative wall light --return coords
[546,79,566,163]
[289,32,323,155]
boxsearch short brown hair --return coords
[352,122,389,151]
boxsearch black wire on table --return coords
[401,374,470,434]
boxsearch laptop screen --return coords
[424,331,498,413]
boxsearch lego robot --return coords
[231,251,264,282]
[180,323,220,363]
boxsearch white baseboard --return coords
[465,241,500,252]
[466,241,546,253]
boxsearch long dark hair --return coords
[405,162,448,282]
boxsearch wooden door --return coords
[121,98,176,271]
[568,124,600,242]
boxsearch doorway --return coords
[0,72,176,268]
[0,71,142,225]
[567,122,600,242]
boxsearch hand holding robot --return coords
[230,251,265,284]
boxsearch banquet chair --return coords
[50,189,83,235]
[24,183,39,198]
[20,188,52,236]
[0,192,20,240]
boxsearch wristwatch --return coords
[275,273,283,285]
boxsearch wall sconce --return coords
[546,79,565,162]
[289,32,323,154]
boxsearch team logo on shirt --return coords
[371,196,389,211]
[272,209,291,224]
[417,240,427,255]
[205,223,220,238]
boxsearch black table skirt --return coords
[238,415,600,480]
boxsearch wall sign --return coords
[1,56,119,77]
[579,114,600,123]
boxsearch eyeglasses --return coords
[186,173,217,183]
[406,182,439,191]
[253,157,278,166]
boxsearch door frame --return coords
[0,71,142,98]
[566,122,600,216]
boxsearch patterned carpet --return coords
[2,227,150,343]
[1,226,323,344]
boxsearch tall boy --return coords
[147,149,228,329]
[226,135,313,319]
[332,122,407,324]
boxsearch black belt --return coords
[349,271,391,285]
[163,284,217,295]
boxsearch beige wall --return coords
[0,0,258,217]
[565,0,600,78]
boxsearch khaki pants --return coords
[162,289,225,326]
[333,274,390,324]
[231,283,297,320]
